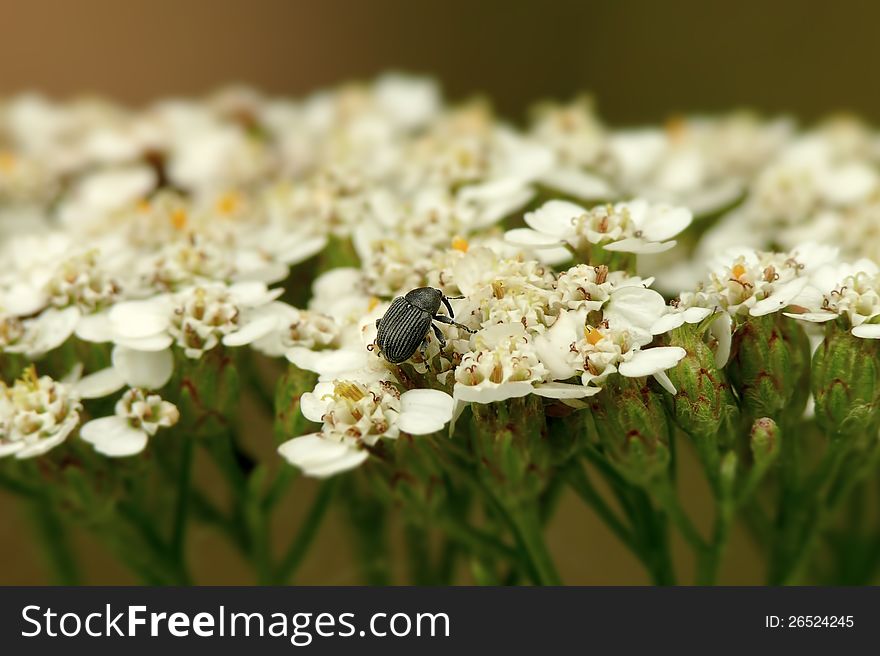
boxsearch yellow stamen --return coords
[585,326,603,346]
[451,236,469,252]
[334,381,366,403]
[136,198,152,213]
[731,263,747,279]
[367,296,380,312]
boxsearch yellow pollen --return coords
[585,326,603,346]
[170,209,188,230]
[367,296,380,312]
[731,263,747,279]
[451,236,469,252]
[136,198,152,213]
[216,191,241,215]
[334,381,366,403]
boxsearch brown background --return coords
[0,0,873,584]
[2,1,879,124]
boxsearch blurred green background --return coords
[0,0,874,584]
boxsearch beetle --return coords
[374,287,475,364]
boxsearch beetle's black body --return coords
[375,287,473,364]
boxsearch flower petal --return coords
[75,367,125,399]
[278,434,367,478]
[640,205,693,242]
[619,346,687,378]
[300,382,335,422]
[783,311,838,323]
[607,286,667,332]
[650,313,687,335]
[453,380,535,403]
[80,416,149,457]
[603,238,676,254]
[287,348,366,378]
[652,370,677,395]
[112,346,174,389]
[109,299,170,338]
[532,382,600,398]
[524,200,586,237]
[75,311,113,343]
[852,323,880,339]
[399,389,454,434]
[504,228,565,248]
[749,277,810,316]
[222,313,278,347]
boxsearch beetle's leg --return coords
[440,295,455,318]
[431,323,447,350]
[433,314,476,334]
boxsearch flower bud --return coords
[727,313,811,424]
[469,395,551,505]
[661,324,740,446]
[812,324,880,438]
[750,417,780,467]
[172,348,240,437]
[588,376,671,486]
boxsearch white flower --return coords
[45,250,120,312]
[453,325,552,403]
[685,244,837,318]
[80,388,179,457]
[784,259,880,338]
[278,380,454,477]
[0,369,82,459]
[0,306,80,357]
[533,308,686,394]
[77,281,281,356]
[506,199,692,254]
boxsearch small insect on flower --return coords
[375,287,475,363]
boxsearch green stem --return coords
[404,524,435,585]
[436,513,519,563]
[170,436,194,568]
[29,496,80,585]
[696,501,734,585]
[274,478,338,584]
[504,503,562,586]
[583,446,676,585]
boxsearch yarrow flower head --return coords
[506,198,692,256]
[785,258,880,338]
[80,388,180,457]
[676,244,838,320]
[0,368,82,459]
[46,250,120,312]
[277,379,454,477]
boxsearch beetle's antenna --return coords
[441,295,455,318]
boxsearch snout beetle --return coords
[375,287,475,364]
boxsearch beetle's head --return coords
[404,286,443,314]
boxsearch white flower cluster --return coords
[4,76,880,476]
[0,369,82,459]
